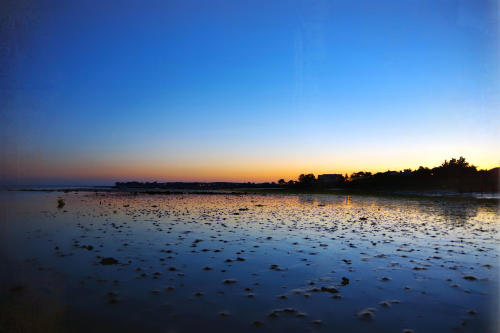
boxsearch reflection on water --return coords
[0,191,498,333]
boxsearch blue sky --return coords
[1,0,499,185]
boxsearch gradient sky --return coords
[1,0,499,185]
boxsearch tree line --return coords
[280,157,499,193]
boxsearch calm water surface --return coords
[0,191,498,332]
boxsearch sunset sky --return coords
[1,0,499,185]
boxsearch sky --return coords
[1,0,499,185]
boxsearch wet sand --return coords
[0,191,498,332]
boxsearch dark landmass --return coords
[115,157,499,196]
[289,157,498,194]
[114,181,280,190]
[6,157,499,200]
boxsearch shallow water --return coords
[0,191,498,332]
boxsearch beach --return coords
[0,190,498,332]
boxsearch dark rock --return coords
[100,257,119,265]
[463,275,477,281]
[341,277,349,286]
[321,286,339,293]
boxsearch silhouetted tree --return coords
[298,173,316,184]
[278,179,285,185]
[434,157,477,177]
[350,171,372,180]
[273,157,496,193]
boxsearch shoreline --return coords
[3,186,499,203]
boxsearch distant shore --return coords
[4,185,499,202]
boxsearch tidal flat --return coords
[0,191,498,332]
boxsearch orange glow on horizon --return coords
[5,152,498,184]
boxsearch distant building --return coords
[317,174,344,185]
